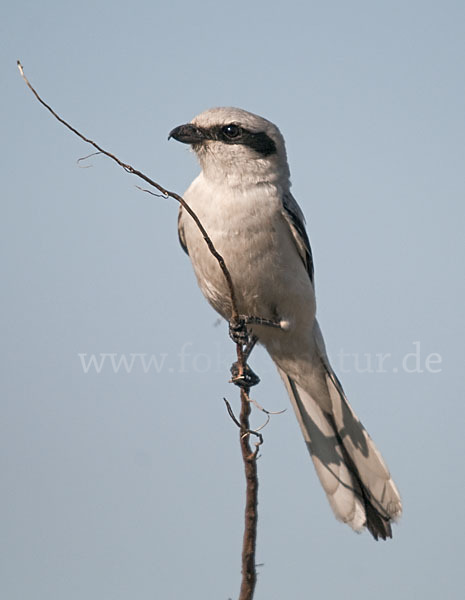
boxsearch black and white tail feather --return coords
[278,323,401,540]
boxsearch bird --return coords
[169,107,402,540]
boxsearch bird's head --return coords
[169,107,290,187]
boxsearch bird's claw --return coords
[230,362,261,388]
[229,318,250,345]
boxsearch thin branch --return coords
[18,60,259,600]
[76,151,103,167]
[16,60,239,321]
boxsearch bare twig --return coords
[134,185,169,199]
[76,151,103,167]
[17,60,259,600]
[223,398,242,429]
[223,397,267,441]
[254,414,270,433]
[16,60,239,321]
[247,395,287,416]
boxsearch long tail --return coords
[276,329,402,540]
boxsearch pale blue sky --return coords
[2,1,465,599]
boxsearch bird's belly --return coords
[182,198,315,333]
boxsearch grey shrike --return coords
[169,107,402,540]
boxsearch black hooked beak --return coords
[168,123,206,144]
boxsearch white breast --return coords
[180,173,315,330]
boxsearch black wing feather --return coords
[177,206,189,255]
[282,192,314,284]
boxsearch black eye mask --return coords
[208,124,277,157]
[169,122,277,157]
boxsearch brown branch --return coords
[224,391,262,600]
[239,386,259,600]
[17,60,259,600]
[16,60,239,321]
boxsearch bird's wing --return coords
[281,192,314,283]
[177,205,189,255]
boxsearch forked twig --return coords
[134,185,169,199]
[223,397,268,440]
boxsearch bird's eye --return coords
[222,124,241,139]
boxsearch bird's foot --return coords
[228,317,250,345]
[243,315,287,330]
[230,362,261,388]
[229,315,286,347]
